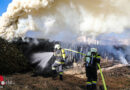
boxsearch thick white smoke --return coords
[0,0,54,40]
[0,0,130,65]
[0,0,130,41]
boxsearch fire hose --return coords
[64,48,86,56]
[64,48,107,90]
[97,63,107,90]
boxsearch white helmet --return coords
[54,44,61,49]
[90,48,97,53]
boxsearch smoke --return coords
[118,51,128,64]
[0,0,130,65]
[0,0,130,41]
[0,0,55,40]
[22,37,39,45]
[61,42,130,64]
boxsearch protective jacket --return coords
[84,52,101,67]
[53,48,66,64]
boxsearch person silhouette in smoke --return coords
[84,48,101,90]
[52,44,66,80]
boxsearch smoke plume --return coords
[0,0,130,65]
[0,0,129,41]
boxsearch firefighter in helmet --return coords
[52,44,66,80]
[84,48,101,90]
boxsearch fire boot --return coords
[59,75,63,81]
[52,70,57,80]
[92,84,97,90]
[86,85,92,90]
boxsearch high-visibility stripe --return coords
[54,51,62,57]
[61,49,65,54]
[86,82,92,85]
[59,72,63,75]
[56,54,62,57]
[62,54,66,59]
[96,56,101,59]
[92,81,97,84]
[97,56,101,58]
[55,61,64,64]
[61,49,66,59]
[52,67,56,70]
[56,61,61,64]
[61,62,65,64]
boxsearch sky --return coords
[0,0,12,16]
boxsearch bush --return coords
[0,38,30,74]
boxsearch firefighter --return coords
[84,48,101,90]
[52,44,66,80]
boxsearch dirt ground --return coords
[1,61,130,90]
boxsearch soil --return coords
[1,61,130,90]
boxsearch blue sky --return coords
[0,0,12,16]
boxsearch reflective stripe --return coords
[92,81,97,84]
[61,49,66,59]
[61,49,65,54]
[62,54,66,59]
[55,61,64,64]
[54,52,62,57]
[97,56,101,58]
[93,56,96,58]
[56,61,61,64]
[59,72,63,75]
[52,67,56,70]
[86,82,92,85]
[61,62,65,64]
[96,56,101,59]
[56,54,62,57]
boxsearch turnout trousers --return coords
[85,67,97,90]
[52,60,63,80]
